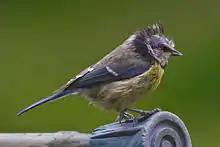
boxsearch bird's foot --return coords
[116,110,134,125]
[127,108,162,117]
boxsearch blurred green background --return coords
[0,0,219,146]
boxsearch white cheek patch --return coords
[146,43,155,56]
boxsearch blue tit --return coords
[16,23,182,122]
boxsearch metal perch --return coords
[0,111,192,147]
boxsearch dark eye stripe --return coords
[162,46,171,52]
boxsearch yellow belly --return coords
[90,62,164,111]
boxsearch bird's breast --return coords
[88,62,164,111]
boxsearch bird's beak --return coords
[163,44,183,56]
[170,48,183,56]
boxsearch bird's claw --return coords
[127,108,162,117]
[116,111,134,125]
[116,108,161,126]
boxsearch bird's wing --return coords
[59,62,152,90]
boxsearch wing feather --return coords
[63,63,152,89]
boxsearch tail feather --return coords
[16,89,73,116]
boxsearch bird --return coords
[16,23,182,122]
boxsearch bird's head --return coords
[132,23,182,68]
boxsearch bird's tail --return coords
[16,89,73,116]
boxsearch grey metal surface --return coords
[90,111,192,147]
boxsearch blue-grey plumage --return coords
[16,23,182,118]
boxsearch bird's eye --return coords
[162,46,171,52]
